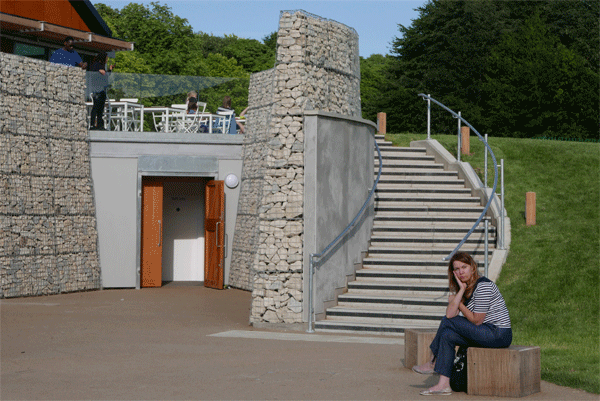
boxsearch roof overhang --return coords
[0,12,133,52]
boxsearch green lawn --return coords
[385,133,600,394]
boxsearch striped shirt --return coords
[465,277,511,328]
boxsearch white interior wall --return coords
[162,180,207,281]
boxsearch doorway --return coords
[141,177,223,287]
[162,180,207,282]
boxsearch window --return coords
[14,42,46,60]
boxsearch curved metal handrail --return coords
[307,133,383,333]
[418,94,498,261]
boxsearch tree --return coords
[221,37,275,73]
[387,0,511,134]
[262,31,278,53]
[360,54,391,122]
[481,13,599,139]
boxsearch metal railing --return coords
[419,94,504,273]
[306,133,383,333]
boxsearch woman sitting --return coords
[413,251,512,396]
[187,97,198,114]
[217,95,245,134]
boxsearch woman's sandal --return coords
[412,365,435,375]
[419,387,452,396]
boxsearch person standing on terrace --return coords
[88,52,114,130]
[50,36,87,69]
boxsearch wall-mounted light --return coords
[224,173,239,189]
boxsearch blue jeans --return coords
[430,316,512,377]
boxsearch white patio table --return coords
[108,101,144,131]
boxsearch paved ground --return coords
[1,284,596,400]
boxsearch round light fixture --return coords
[224,173,239,189]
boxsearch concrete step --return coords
[376,183,468,191]
[377,178,466,186]
[367,246,493,257]
[324,307,445,325]
[377,170,456,178]
[374,200,482,208]
[374,211,484,219]
[372,225,496,234]
[336,293,448,310]
[376,147,427,154]
[376,159,439,166]
[375,188,473,196]
[347,280,449,296]
[370,235,495,245]
[314,320,439,337]
[355,269,447,283]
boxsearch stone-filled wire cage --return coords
[229,10,362,325]
[0,53,101,298]
[276,10,361,117]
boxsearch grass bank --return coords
[385,133,599,394]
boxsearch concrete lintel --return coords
[90,131,244,145]
[304,110,378,130]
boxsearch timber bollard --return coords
[461,126,470,155]
[526,192,536,226]
[377,112,386,134]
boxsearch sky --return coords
[94,0,427,58]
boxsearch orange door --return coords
[204,180,225,289]
[141,180,163,287]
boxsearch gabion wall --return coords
[229,10,360,324]
[0,53,101,298]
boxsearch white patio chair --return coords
[213,110,234,134]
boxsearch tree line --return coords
[362,0,598,139]
[97,1,598,139]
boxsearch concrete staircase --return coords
[314,134,496,337]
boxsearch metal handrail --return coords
[418,94,498,262]
[307,133,383,333]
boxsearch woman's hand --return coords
[454,271,467,292]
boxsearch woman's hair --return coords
[92,52,108,64]
[222,95,232,109]
[187,97,198,112]
[448,251,480,300]
[187,91,197,100]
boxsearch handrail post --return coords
[484,218,489,277]
[484,134,488,188]
[306,254,315,333]
[457,111,462,162]
[500,159,505,249]
[427,94,431,140]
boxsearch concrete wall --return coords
[0,52,101,297]
[89,131,243,288]
[304,111,376,320]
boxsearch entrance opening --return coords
[141,176,216,287]
[162,179,208,282]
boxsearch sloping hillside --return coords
[386,133,599,394]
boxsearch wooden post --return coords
[377,112,386,134]
[461,126,470,155]
[526,192,536,226]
